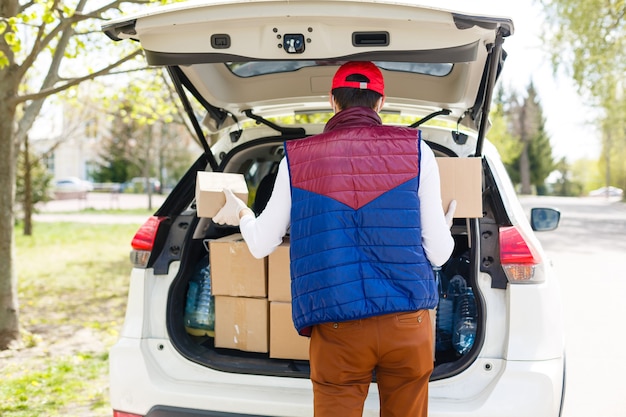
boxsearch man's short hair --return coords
[332,74,382,109]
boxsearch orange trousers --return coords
[309,310,433,417]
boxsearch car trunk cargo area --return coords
[164,134,486,381]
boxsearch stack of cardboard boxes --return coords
[267,240,310,360]
[209,235,309,359]
[197,156,482,360]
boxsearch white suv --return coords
[103,1,565,416]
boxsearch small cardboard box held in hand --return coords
[196,172,249,218]
[436,157,482,218]
[209,234,267,298]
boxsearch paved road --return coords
[519,195,626,417]
[34,192,168,224]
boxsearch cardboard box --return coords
[196,172,249,218]
[210,234,267,297]
[270,302,310,360]
[268,240,291,302]
[436,157,482,218]
[214,296,269,353]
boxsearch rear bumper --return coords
[429,357,565,417]
[110,337,564,417]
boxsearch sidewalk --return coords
[33,192,168,224]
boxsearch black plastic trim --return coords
[352,31,390,47]
[479,158,511,289]
[452,14,513,37]
[473,30,505,156]
[102,19,138,41]
[143,42,480,66]
[145,405,267,417]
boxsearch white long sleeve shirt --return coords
[240,140,454,266]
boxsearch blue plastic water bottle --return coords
[434,266,453,351]
[184,257,215,337]
[452,288,477,355]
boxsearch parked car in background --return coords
[53,177,93,199]
[121,177,162,194]
[589,186,623,198]
[103,1,565,417]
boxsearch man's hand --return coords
[213,189,249,226]
[444,200,457,229]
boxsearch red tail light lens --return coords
[499,226,544,283]
[131,216,167,251]
[130,216,167,267]
[113,411,143,417]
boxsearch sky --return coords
[467,0,601,162]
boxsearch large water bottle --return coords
[448,274,467,297]
[184,256,215,337]
[434,266,453,351]
[452,288,477,355]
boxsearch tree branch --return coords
[14,48,144,104]
[18,1,36,14]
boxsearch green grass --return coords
[55,207,156,216]
[0,353,109,417]
[1,222,141,417]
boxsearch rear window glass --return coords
[226,61,453,77]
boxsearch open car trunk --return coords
[155,125,508,381]
[103,0,515,386]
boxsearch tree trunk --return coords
[520,143,532,194]
[518,101,532,195]
[145,124,153,211]
[23,137,33,236]
[0,66,21,350]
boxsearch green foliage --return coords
[91,68,198,186]
[503,82,554,193]
[15,149,54,209]
[541,0,625,102]
[527,122,554,191]
[571,158,603,194]
[92,111,142,183]
[541,0,626,193]
[487,87,522,168]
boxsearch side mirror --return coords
[530,207,561,231]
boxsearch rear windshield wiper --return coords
[243,109,306,137]
[409,109,451,128]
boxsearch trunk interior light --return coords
[499,226,543,283]
[130,216,167,268]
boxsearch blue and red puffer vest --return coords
[284,107,437,336]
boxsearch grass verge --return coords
[0,221,141,417]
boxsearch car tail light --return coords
[499,225,545,283]
[130,216,167,268]
[113,411,143,417]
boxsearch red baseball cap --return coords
[331,61,384,96]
